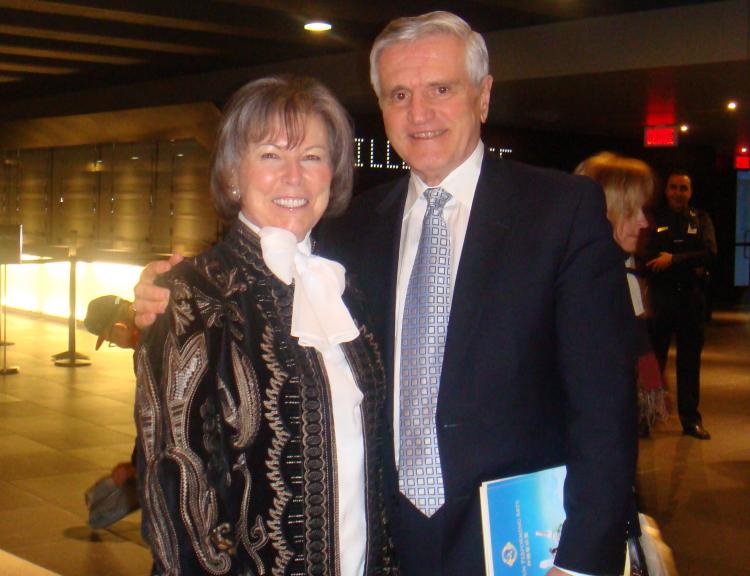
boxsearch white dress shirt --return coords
[625,255,645,316]
[393,141,483,456]
[239,212,366,576]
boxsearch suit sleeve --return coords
[552,180,638,575]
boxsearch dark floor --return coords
[636,309,750,576]
[0,309,747,575]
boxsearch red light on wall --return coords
[644,126,678,147]
[735,155,750,170]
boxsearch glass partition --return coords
[0,139,217,257]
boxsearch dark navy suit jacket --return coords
[318,152,638,575]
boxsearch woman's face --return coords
[237,114,332,241]
[612,206,648,253]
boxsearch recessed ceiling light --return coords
[304,21,332,32]
[680,124,689,133]
[727,101,738,110]
[130,156,139,160]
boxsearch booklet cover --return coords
[480,466,567,576]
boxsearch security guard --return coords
[646,171,717,439]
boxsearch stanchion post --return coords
[0,266,14,343]
[53,247,91,368]
[0,263,19,375]
[0,224,17,348]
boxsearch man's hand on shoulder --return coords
[133,253,183,330]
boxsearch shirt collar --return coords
[404,140,484,217]
[238,210,312,254]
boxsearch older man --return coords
[135,12,637,576]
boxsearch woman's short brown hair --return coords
[211,75,354,221]
[575,152,655,228]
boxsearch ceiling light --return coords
[680,124,689,133]
[304,21,332,32]
[727,101,738,110]
[130,156,139,160]
[742,147,748,154]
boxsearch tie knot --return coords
[424,187,451,212]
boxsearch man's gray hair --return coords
[369,11,489,98]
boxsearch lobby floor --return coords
[0,313,150,576]
[0,308,747,575]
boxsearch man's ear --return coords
[479,75,493,123]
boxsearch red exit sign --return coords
[736,155,750,170]
[644,126,678,147]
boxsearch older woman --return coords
[135,76,391,575]
[575,152,668,436]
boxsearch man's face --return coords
[665,174,692,213]
[377,34,492,186]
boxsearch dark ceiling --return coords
[0,0,746,154]
[0,0,717,99]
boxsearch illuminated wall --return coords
[3,258,142,320]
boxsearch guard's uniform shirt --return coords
[649,207,716,294]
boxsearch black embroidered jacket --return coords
[135,221,392,575]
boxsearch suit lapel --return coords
[369,179,408,423]
[361,178,407,480]
[441,155,519,388]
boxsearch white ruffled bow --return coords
[259,226,359,352]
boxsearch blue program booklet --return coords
[479,466,567,576]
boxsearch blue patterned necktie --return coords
[399,186,452,517]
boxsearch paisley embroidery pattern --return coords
[194,256,247,340]
[223,341,262,450]
[170,279,195,336]
[162,333,232,574]
[234,456,269,574]
[135,345,180,574]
